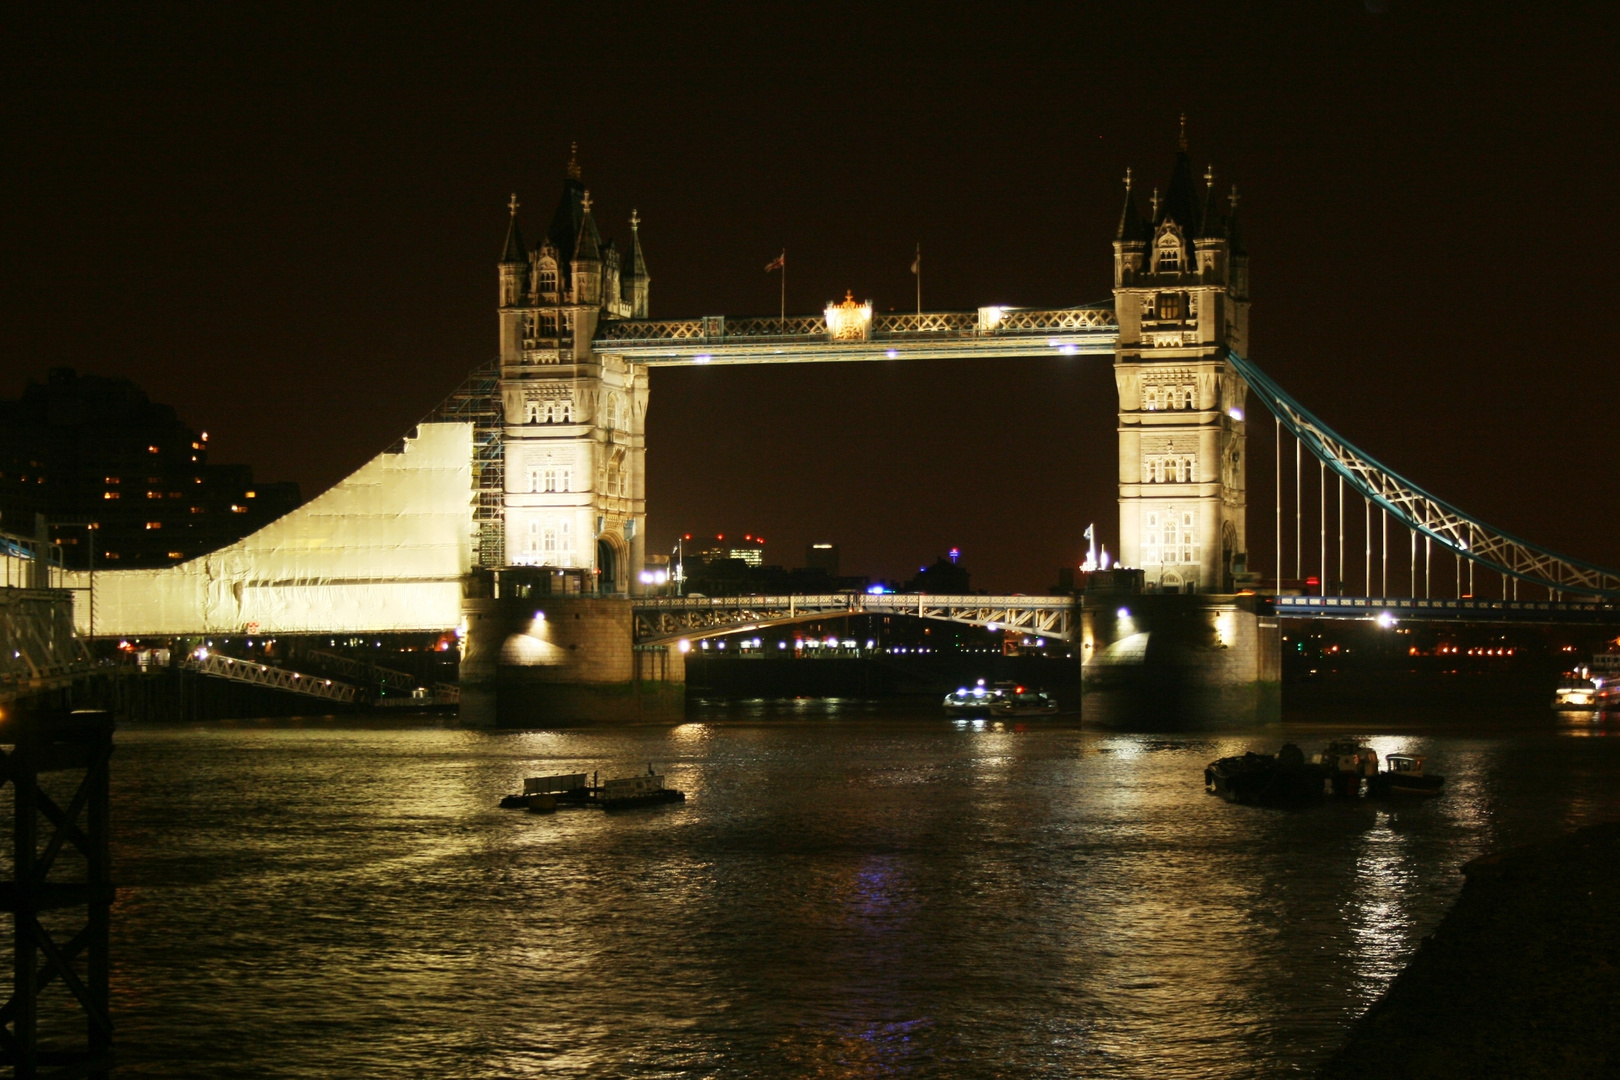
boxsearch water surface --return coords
[102,705,1620,1078]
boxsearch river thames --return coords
[102,705,1620,1078]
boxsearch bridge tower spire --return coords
[492,148,650,593]
[1112,127,1251,593]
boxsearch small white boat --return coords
[943,679,1006,715]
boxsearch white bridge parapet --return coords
[631,593,1075,645]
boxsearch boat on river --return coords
[1204,743,1325,807]
[943,680,1008,715]
[500,766,685,812]
[992,687,1059,717]
[1368,754,1445,797]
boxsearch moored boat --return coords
[1204,743,1325,807]
[1369,754,1445,797]
[943,679,1007,715]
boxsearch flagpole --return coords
[780,249,786,324]
[915,243,921,316]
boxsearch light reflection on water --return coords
[104,708,1620,1078]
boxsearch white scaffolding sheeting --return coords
[60,422,474,637]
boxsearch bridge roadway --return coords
[631,593,1075,646]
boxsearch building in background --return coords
[0,368,300,568]
[805,543,839,576]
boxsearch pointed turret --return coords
[1116,167,1147,243]
[1197,165,1227,240]
[572,189,602,305]
[498,193,527,308]
[626,208,650,317]
[501,193,526,263]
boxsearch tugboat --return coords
[1204,743,1326,807]
[1369,754,1446,797]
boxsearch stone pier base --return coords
[1080,593,1281,728]
[458,594,684,728]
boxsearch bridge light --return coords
[695,353,712,363]
[987,622,998,631]
[885,349,899,358]
[1116,608,1130,619]
[677,639,691,653]
[1227,406,1245,421]
[1376,611,1397,628]
[1058,344,1079,355]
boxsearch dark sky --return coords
[4,2,1616,591]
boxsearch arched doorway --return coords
[597,538,618,595]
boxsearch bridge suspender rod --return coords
[1382,508,1388,597]
[1318,459,1326,597]
[1275,415,1281,593]
[1426,535,1432,599]
[1338,474,1344,596]
[1294,438,1302,585]
[1365,497,1371,597]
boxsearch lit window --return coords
[245,491,256,498]
[191,442,201,450]
[231,505,247,513]
[1155,293,1183,319]
[148,491,163,499]
[103,492,119,500]
[104,552,120,560]
[147,445,160,454]
[104,476,120,484]
[145,522,162,530]
[191,506,205,514]
[168,551,183,559]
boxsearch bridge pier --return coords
[1080,593,1280,727]
[459,593,683,727]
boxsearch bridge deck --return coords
[632,593,1075,645]
[1276,595,1620,625]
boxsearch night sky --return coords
[4,3,1616,591]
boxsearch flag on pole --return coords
[765,252,785,272]
[910,249,920,274]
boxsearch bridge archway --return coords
[597,537,620,595]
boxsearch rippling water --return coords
[104,705,1620,1078]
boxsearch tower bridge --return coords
[5,133,1619,724]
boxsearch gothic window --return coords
[1144,386,1162,411]
[542,468,557,492]
[524,520,540,555]
[1163,515,1180,562]
[1156,237,1181,271]
[1183,387,1196,409]
[542,527,557,556]
[1155,292,1183,320]
[527,467,541,493]
[538,263,558,294]
[542,312,558,336]
[1180,511,1197,564]
[524,401,541,424]
[541,401,574,424]
[1144,511,1162,565]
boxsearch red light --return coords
[1306,576,1320,586]
[744,534,752,540]
[1015,686,1025,693]
[717,534,724,540]
[683,534,691,540]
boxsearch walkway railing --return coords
[633,593,1074,645]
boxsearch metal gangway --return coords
[633,593,1074,645]
[177,653,360,704]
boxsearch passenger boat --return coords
[1204,743,1324,807]
[942,679,1008,715]
[991,687,1059,717]
[1555,644,1620,710]
[1369,754,1445,797]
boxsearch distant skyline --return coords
[4,3,1616,590]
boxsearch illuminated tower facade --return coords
[1112,125,1251,593]
[497,148,651,592]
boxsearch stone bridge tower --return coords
[497,148,650,593]
[1112,125,1251,593]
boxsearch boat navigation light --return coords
[976,678,985,686]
